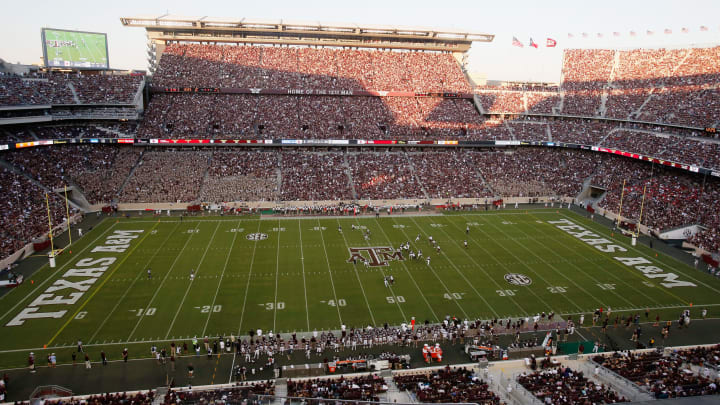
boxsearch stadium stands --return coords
[393,366,500,404]
[517,365,628,403]
[0,73,142,106]
[287,374,386,401]
[593,351,720,399]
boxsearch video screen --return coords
[42,28,109,69]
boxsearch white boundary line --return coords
[344,217,407,322]
[524,213,665,307]
[236,220,263,336]
[202,219,243,337]
[87,221,182,344]
[297,220,311,331]
[165,221,223,338]
[0,220,116,322]
[444,214,580,313]
[332,218,380,325]
[273,219,281,331]
[125,222,200,341]
[393,217,470,319]
[561,213,720,296]
[408,216,503,318]
[473,214,618,310]
[316,218,344,326]
[376,218,440,322]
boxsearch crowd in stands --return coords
[0,72,142,106]
[119,150,210,203]
[165,382,274,404]
[409,151,493,198]
[674,344,720,368]
[200,151,279,202]
[517,365,628,404]
[287,374,386,401]
[479,149,599,198]
[394,366,500,404]
[348,152,424,200]
[153,44,470,93]
[593,351,720,399]
[0,167,69,259]
[280,152,352,201]
[591,158,720,251]
[42,391,155,405]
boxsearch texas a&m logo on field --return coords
[347,247,405,267]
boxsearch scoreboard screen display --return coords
[42,28,109,69]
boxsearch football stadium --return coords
[1,5,720,405]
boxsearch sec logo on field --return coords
[246,233,268,241]
[504,273,532,286]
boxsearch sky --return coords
[3,0,720,82]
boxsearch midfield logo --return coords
[347,247,404,267]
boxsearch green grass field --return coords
[1,209,719,368]
[44,29,108,68]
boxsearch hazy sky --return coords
[3,0,720,82]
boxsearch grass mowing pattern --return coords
[0,209,718,368]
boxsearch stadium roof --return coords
[120,15,493,52]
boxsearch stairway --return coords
[272,378,287,405]
[197,152,214,202]
[116,149,145,199]
[404,152,429,199]
[66,82,81,104]
[343,152,358,201]
[383,372,414,403]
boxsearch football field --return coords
[1,209,719,368]
[43,29,108,68]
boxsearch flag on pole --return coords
[546,38,557,47]
[512,36,524,47]
[529,38,538,48]
[681,27,689,33]
[700,25,708,31]
[664,28,672,34]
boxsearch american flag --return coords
[512,36,524,47]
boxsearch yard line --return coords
[393,218,470,319]
[46,221,160,347]
[438,215,581,312]
[472,214,616,309]
[88,222,182,344]
[407,216,503,318]
[346,218,408,321]
[526,212,663,307]
[201,219,243,337]
[126,222,201,341]
[297,220,311,331]
[561,213,720,296]
[316,219,344,326]
[236,220,263,336]
[373,219,439,322]
[165,222,223,338]
[334,219,382,325]
[273,219,281,331]
[0,220,115,321]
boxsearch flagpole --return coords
[636,184,647,238]
[616,180,626,229]
[45,192,55,257]
[64,186,72,246]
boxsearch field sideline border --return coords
[0,305,718,357]
[0,218,116,322]
[2,208,717,354]
[559,212,720,296]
